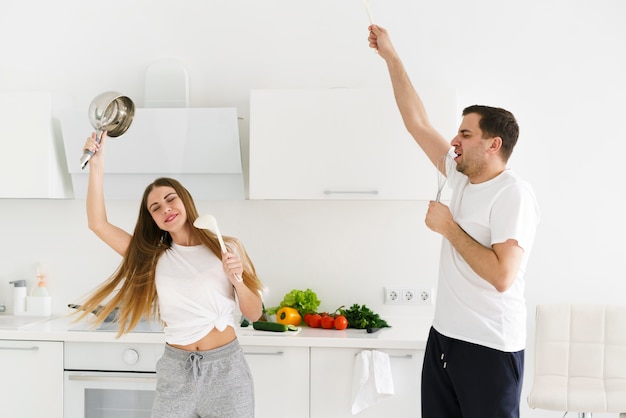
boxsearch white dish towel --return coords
[351,350,395,415]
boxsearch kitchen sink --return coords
[0,315,51,330]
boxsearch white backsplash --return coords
[0,198,439,319]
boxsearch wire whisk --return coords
[435,153,450,202]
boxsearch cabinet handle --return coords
[68,374,157,384]
[323,190,379,195]
[244,351,284,356]
[390,354,413,359]
[354,352,413,359]
[0,346,39,351]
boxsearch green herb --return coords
[340,304,390,329]
[267,288,321,317]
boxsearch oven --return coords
[64,341,164,418]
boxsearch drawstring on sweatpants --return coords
[186,352,204,381]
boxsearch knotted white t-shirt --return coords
[155,243,236,345]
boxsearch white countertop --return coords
[0,314,432,350]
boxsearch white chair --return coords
[528,304,626,417]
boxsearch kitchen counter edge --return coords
[0,315,432,350]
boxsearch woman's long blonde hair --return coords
[74,177,263,336]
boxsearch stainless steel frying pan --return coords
[80,91,135,169]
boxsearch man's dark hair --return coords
[463,105,519,162]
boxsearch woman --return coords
[74,131,264,418]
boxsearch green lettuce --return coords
[267,288,321,316]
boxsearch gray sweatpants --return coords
[151,339,254,418]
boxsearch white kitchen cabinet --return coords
[249,88,456,200]
[310,347,423,418]
[243,345,309,418]
[0,92,71,198]
[0,339,63,418]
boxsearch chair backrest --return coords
[528,304,626,413]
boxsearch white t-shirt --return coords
[155,243,236,345]
[432,152,540,352]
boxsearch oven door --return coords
[64,371,157,418]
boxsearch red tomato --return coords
[321,315,335,329]
[304,313,313,326]
[334,315,348,330]
[308,314,322,328]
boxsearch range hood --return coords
[61,107,244,200]
[0,91,73,198]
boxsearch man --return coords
[368,24,540,418]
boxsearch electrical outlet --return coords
[403,288,418,303]
[414,288,434,305]
[384,287,402,304]
[385,287,434,305]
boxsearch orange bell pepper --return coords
[276,307,302,326]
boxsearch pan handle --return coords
[80,130,103,169]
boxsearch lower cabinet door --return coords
[310,347,423,418]
[0,340,63,418]
[243,345,310,418]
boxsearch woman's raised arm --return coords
[83,132,132,256]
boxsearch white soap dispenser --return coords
[9,280,27,315]
[26,265,52,316]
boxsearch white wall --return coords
[1,1,625,416]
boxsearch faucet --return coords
[0,303,5,313]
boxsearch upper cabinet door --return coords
[249,87,456,200]
[0,92,71,198]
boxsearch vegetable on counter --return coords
[306,313,322,328]
[339,304,390,330]
[276,307,302,326]
[334,315,348,330]
[267,288,321,318]
[266,290,389,332]
[252,321,298,332]
[303,308,349,330]
[321,315,335,329]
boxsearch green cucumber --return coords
[253,321,288,332]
